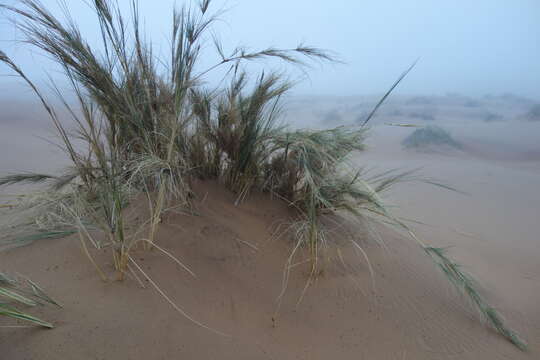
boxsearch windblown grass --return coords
[425,247,526,350]
[0,0,329,278]
[0,191,80,251]
[0,272,60,328]
[0,0,526,349]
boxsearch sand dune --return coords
[1,97,539,359]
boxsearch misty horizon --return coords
[1,0,539,100]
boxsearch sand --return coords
[1,98,539,359]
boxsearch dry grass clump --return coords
[0,0,526,349]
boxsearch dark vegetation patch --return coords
[322,109,343,123]
[524,104,540,121]
[402,126,461,149]
[482,112,504,122]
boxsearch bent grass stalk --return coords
[147,121,181,250]
[369,200,528,350]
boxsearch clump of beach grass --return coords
[0,0,527,349]
[0,0,329,278]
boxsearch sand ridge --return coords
[1,177,538,359]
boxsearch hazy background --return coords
[1,0,539,172]
[1,0,539,99]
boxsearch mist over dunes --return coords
[3,92,539,177]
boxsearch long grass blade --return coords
[360,59,418,127]
[0,304,53,328]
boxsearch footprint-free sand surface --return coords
[1,100,539,359]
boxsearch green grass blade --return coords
[0,287,38,306]
[0,304,53,328]
[360,59,418,127]
[0,173,56,187]
[27,279,62,308]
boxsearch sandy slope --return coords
[1,106,540,359]
[1,179,537,360]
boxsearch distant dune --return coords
[283,93,540,163]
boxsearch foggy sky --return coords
[1,0,539,99]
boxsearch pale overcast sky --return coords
[1,0,539,99]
